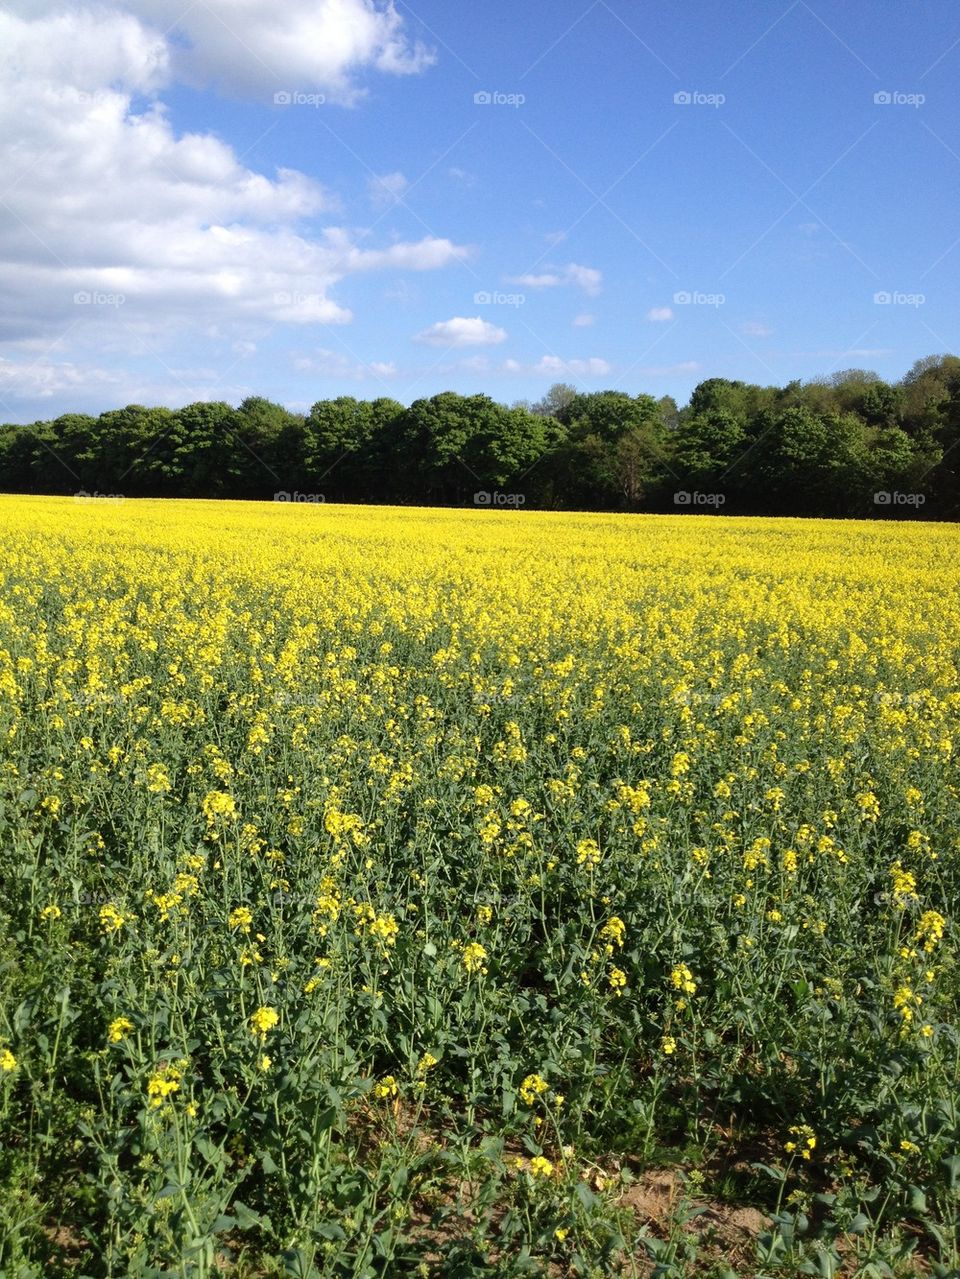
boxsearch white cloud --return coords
[0,352,265,413]
[500,355,611,378]
[505,263,602,295]
[572,313,595,327]
[0,354,123,400]
[646,306,674,322]
[509,272,563,289]
[740,321,773,338]
[368,171,409,207]
[414,317,508,348]
[50,0,436,104]
[564,264,603,295]
[536,355,611,377]
[0,8,466,362]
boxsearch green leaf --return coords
[574,1181,596,1209]
[940,1154,960,1188]
[231,1200,262,1229]
[906,1185,927,1214]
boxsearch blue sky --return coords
[0,0,957,421]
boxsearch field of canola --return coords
[1,496,959,1278]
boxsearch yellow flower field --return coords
[1,496,958,1277]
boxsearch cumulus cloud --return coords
[646,306,674,322]
[413,317,508,348]
[0,7,464,364]
[0,0,436,104]
[505,263,603,295]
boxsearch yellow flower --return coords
[554,1227,569,1241]
[575,838,601,868]
[661,1035,677,1055]
[599,916,626,947]
[416,1052,439,1076]
[259,1054,272,1071]
[461,941,488,975]
[249,1006,280,1038]
[146,1062,183,1107]
[916,910,945,953]
[373,1075,399,1099]
[893,985,921,1023]
[228,906,253,933]
[99,903,129,934]
[519,1073,549,1105]
[202,790,237,823]
[785,1125,816,1160]
[608,966,627,994]
[39,904,61,921]
[145,763,172,794]
[0,1048,17,1072]
[529,1155,555,1178]
[889,861,917,906]
[107,1017,134,1044]
[669,963,697,995]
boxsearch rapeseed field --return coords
[1,497,958,1277]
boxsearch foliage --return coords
[3,356,960,515]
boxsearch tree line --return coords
[2,354,960,517]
